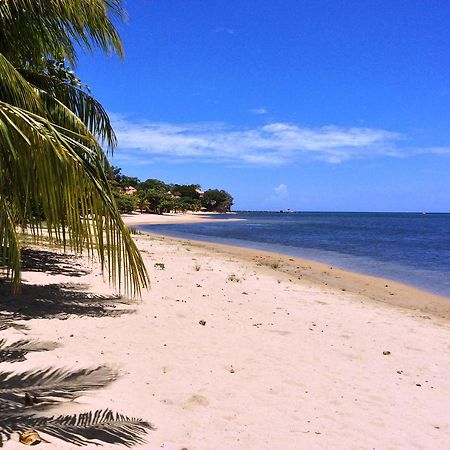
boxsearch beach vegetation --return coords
[154,262,165,270]
[115,190,139,214]
[202,189,234,213]
[270,262,281,269]
[194,264,201,271]
[0,0,148,295]
[109,166,233,214]
[128,227,143,236]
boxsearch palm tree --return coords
[0,0,149,295]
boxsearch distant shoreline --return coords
[122,212,244,226]
[233,210,450,214]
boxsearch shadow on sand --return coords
[0,363,153,447]
[0,250,154,447]
[20,248,92,277]
[0,281,136,321]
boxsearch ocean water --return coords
[137,212,450,298]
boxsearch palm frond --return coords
[0,101,149,295]
[0,409,153,447]
[0,197,21,285]
[19,69,117,149]
[0,0,125,66]
[0,0,149,295]
[0,53,41,112]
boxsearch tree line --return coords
[109,167,234,214]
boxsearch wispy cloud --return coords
[110,114,415,166]
[250,107,268,115]
[213,27,235,35]
[424,146,450,155]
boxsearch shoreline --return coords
[124,213,450,320]
[3,220,450,447]
[122,212,243,226]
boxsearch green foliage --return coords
[202,189,234,212]
[114,191,138,214]
[0,0,125,68]
[108,168,233,215]
[0,1,149,296]
[108,165,140,188]
[171,183,200,199]
[140,178,169,191]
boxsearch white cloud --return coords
[110,114,413,166]
[274,183,289,198]
[424,146,450,155]
[250,107,268,115]
[266,183,290,206]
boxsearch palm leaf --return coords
[0,101,149,295]
[0,198,21,285]
[0,0,125,67]
[0,53,41,112]
[19,68,117,149]
[0,0,149,295]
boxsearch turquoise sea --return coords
[138,212,450,298]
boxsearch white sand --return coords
[122,212,243,226]
[2,216,450,449]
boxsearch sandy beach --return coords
[122,212,244,225]
[2,213,450,449]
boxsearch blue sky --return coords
[78,0,450,211]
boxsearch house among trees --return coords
[124,186,137,195]
[109,167,233,214]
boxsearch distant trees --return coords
[109,167,233,214]
[115,193,138,214]
[202,189,234,213]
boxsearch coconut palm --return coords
[0,0,149,295]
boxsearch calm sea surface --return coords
[137,212,450,298]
